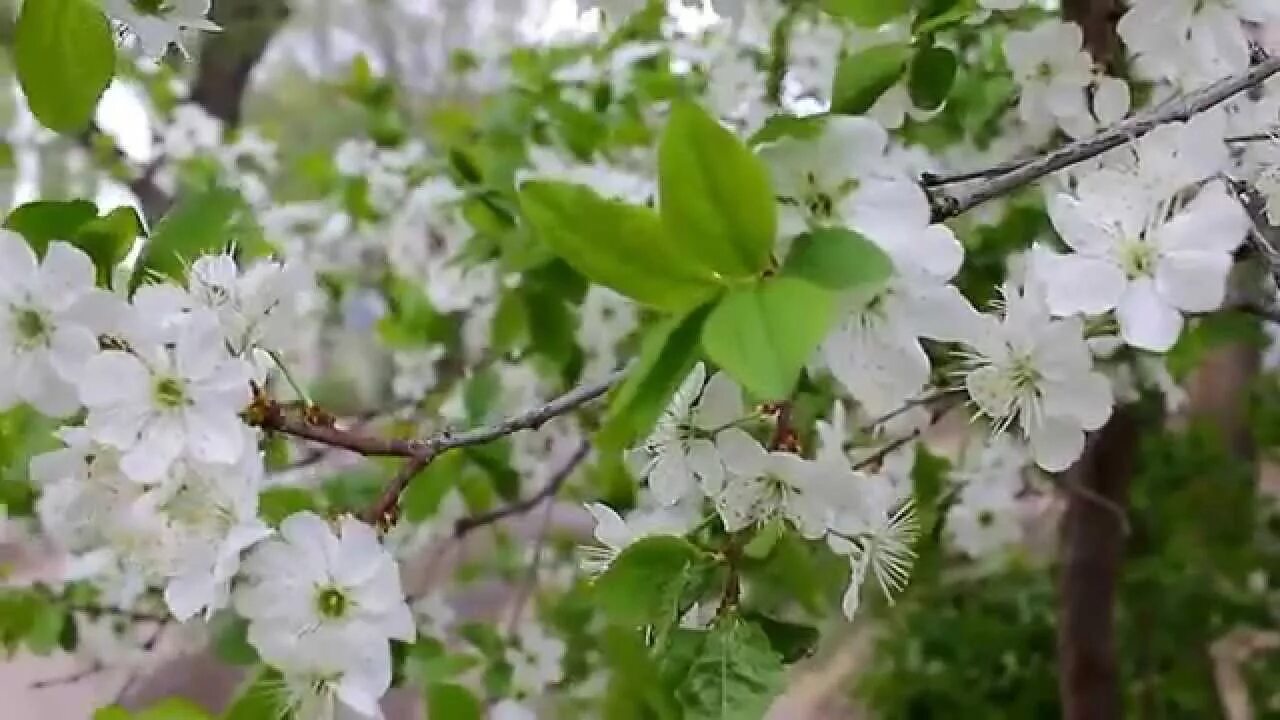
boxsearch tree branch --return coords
[454,441,590,537]
[930,55,1280,222]
[351,370,624,525]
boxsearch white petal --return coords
[686,438,725,496]
[1116,278,1184,352]
[714,427,768,478]
[695,372,744,430]
[1154,250,1232,313]
[37,242,96,308]
[78,351,150,407]
[648,450,695,506]
[121,420,184,482]
[0,229,37,299]
[1041,372,1113,431]
[1092,76,1130,126]
[1038,251,1127,316]
[1028,417,1085,472]
[183,407,245,465]
[1047,192,1119,255]
[1155,182,1249,255]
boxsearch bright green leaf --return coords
[257,487,321,526]
[74,207,144,285]
[131,187,250,290]
[659,100,776,278]
[222,667,287,720]
[747,113,827,147]
[676,617,786,720]
[93,708,131,720]
[210,614,259,666]
[909,46,959,111]
[519,181,720,312]
[426,683,482,720]
[5,201,99,251]
[831,43,913,116]
[782,228,893,291]
[136,699,213,719]
[598,305,712,452]
[701,278,838,400]
[821,0,911,26]
[15,0,115,134]
[594,536,701,627]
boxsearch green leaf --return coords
[908,46,959,111]
[5,201,98,250]
[782,228,893,291]
[821,0,911,26]
[5,201,142,286]
[598,305,712,452]
[594,536,701,627]
[210,614,259,666]
[659,100,776,278]
[93,708,131,720]
[25,603,65,655]
[676,617,786,720]
[74,207,144,285]
[831,43,913,116]
[747,114,827,147]
[131,187,249,290]
[701,278,838,400]
[257,487,321,526]
[426,683,482,720]
[519,181,720,312]
[15,0,115,134]
[743,613,820,663]
[222,668,287,720]
[914,0,975,34]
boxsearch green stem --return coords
[269,349,313,407]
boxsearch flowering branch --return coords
[453,441,591,538]
[929,55,1280,221]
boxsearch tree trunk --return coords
[1057,408,1139,720]
[1055,3,1130,720]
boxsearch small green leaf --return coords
[210,614,259,666]
[426,683,482,720]
[909,46,959,111]
[222,667,287,720]
[782,228,893,291]
[820,0,911,26]
[519,181,720,312]
[15,0,115,134]
[701,278,838,400]
[131,187,250,290]
[257,487,321,526]
[747,114,828,147]
[74,207,145,285]
[5,201,99,251]
[659,100,776,278]
[914,0,975,34]
[743,612,820,663]
[599,304,712,452]
[594,536,701,627]
[92,708,132,720]
[831,43,913,115]
[136,699,213,719]
[676,617,786,720]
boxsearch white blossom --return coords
[1039,175,1249,351]
[102,0,221,58]
[78,311,254,484]
[628,363,745,505]
[0,233,105,417]
[506,621,565,696]
[958,281,1113,472]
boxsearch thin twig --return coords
[932,56,1280,221]
[921,155,1036,187]
[1050,473,1132,536]
[852,430,921,472]
[454,442,591,538]
[30,663,107,690]
[506,496,557,637]
[860,389,959,432]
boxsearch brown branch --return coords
[453,441,591,538]
[358,370,624,525]
[931,55,1280,222]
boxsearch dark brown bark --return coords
[1062,0,1122,70]
[1056,4,1131,720]
[1058,408,1140,720]
[190,0,291,127]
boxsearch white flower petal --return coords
[1116,277,1184,352]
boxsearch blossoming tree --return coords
[4,0,1280,718]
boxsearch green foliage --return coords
[658,101,777,278]
[426,683,483,720]
[15,0,115,134]
[599,306,710,451]
[519,181,721,312]
[675,617,786,720]
[820,0,912,26]
[701,278,838,400]
[831,44,913,116]
[781,228,893,291]
[96,700,213,720]
[221,668,287,720]
[5,202,143,286]
[594,535,705,628]
[909,46,959,111]
[132,187,261,290]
